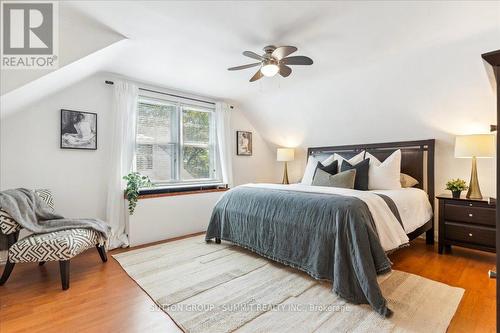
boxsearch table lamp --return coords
[454,134,495,199]
[277,148,294,184]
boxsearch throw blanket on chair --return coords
[0,188,111,250]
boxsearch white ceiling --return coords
[3,1,500,149]
[0,4,125,95]
[66,1,499,103]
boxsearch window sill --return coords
[134,184,229,200]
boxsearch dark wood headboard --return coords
[307,139,435,211]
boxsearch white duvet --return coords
[371,187,433,234]
[242,183,431,251]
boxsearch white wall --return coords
[1,74,113,219]
[239,27,499,198]
[230,108,277,185]
[0,74,112,262]
[0,73,274,257]
[128,192,224,246]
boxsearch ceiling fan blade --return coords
[228,63,261,71]
[249,69,264,82]
[279,64,292,77]
[272,46,297,60]
[243,51,264,61]
[281,56,314,65]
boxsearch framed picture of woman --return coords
[60,109,97,150]
[236,131,252,156]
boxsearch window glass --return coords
[135,97,219,187]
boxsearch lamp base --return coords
[282,162,289,185]
[466,156,483,199]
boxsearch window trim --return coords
[135,94,222,188]
[137,185,229,199]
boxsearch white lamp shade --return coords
[277,148,295,162]
[455,134,495,158]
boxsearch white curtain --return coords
[106,81,139,249]
[215,102,233,187]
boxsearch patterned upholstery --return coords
[9,229,100,263]
[0,210,21,235]
[1,189,103,263]
[0,189,54,235]
[0,190,106,291]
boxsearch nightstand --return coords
[437,194,496,254]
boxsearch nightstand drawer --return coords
[445,222,495,247]
[444,204,495,226]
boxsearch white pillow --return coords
[301,156,320,185]
[333,151,365,166]
[365,150,402,190]
[301,151,365,185]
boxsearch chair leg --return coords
[0,231,19,286]
[39,261,46,266]
[96,245,107,263]
[59,260,70,290]
[0,261,15,285]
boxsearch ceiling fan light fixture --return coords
[261,62,279,77]
[230,45,313,82]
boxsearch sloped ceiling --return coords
[1,41,127,116]
[0,3,126,116]
[3,1,500,143]
[1,4,125,95]
[66,1,499,144]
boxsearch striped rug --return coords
[113,235,464,333]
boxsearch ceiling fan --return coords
[228,45,313,82]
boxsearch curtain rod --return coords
[105,80,233,108]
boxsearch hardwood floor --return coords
[0,236,495,333]
[390,241,496,333]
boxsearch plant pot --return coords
[451,190,461,199]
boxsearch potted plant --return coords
[445,178,468,199]
[123,172,152,215]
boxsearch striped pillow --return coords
[35,189,55,211]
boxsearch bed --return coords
[307,139,435,243]
[206,139,435,317]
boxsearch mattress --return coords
[370,187,433,234]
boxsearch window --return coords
[135,95,220,188]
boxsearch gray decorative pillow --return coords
[340,158,370,190]
[312,168,357,189]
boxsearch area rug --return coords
[113,235,464,333]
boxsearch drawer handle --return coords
[468,213,473,217]
[469,203,473,207]
[468,233,473,237]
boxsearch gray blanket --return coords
[205,186,394,317]
[0,188,111,250]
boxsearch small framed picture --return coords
[60,109,97,150]
[236,131,252,156]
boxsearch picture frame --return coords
[236,131,252,156]
[60,109,97,150]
